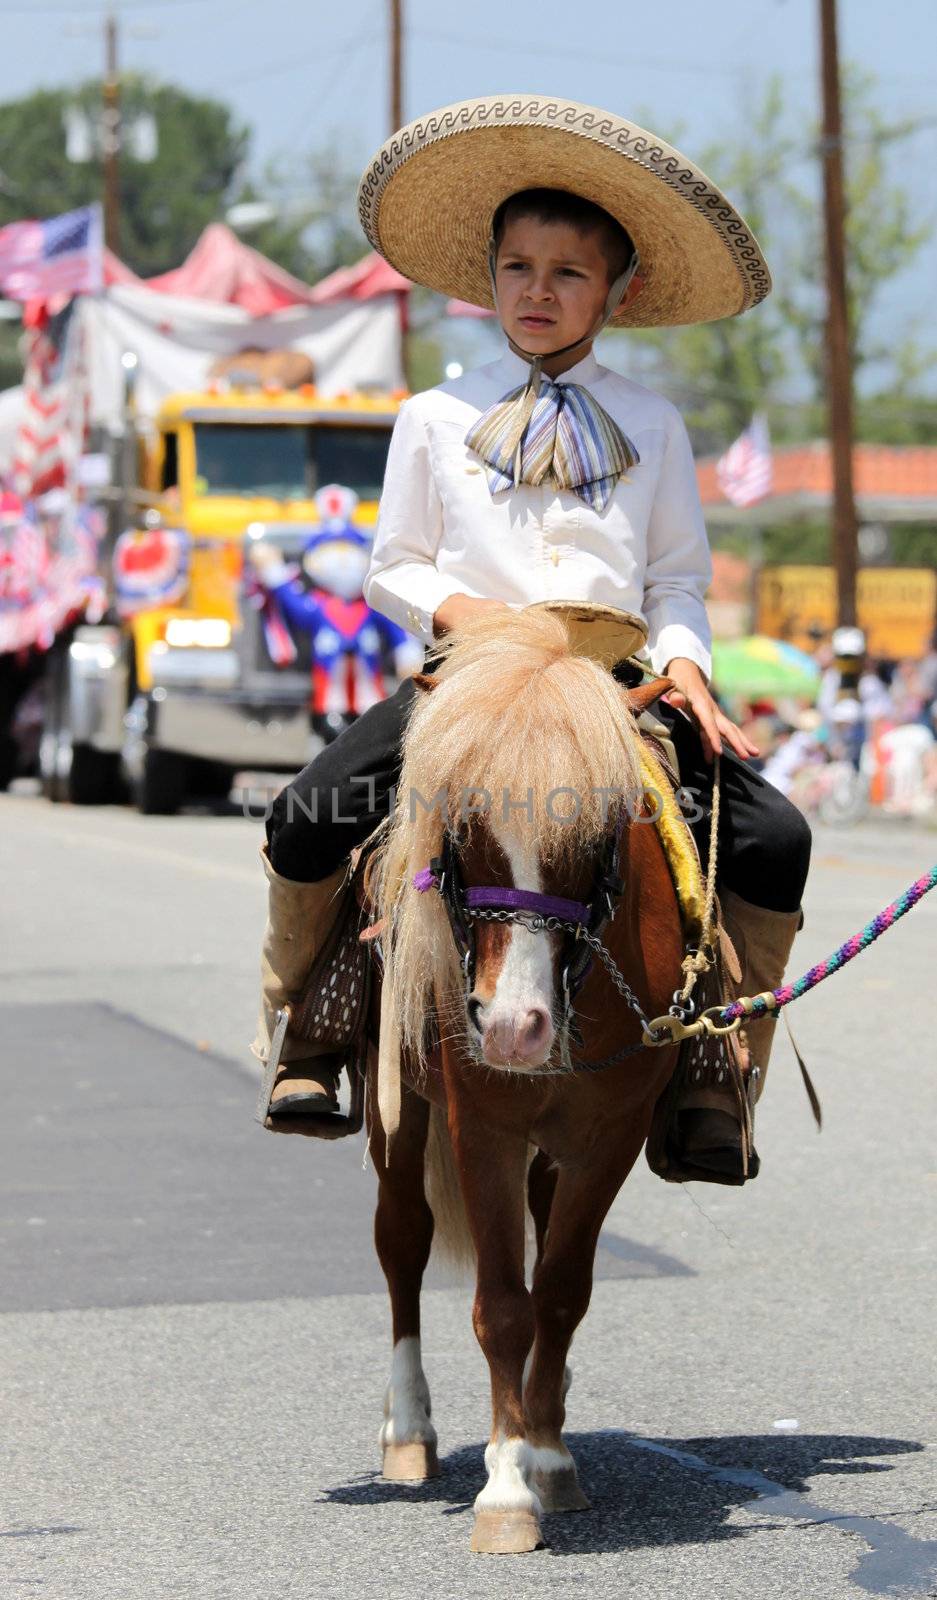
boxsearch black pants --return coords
[267,678,811,914]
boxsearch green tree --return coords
[618,73,934,456]
[776,67,933,396]
[624,81,794,454]
[0,78,249,277]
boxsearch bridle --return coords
[411,817,692,1068]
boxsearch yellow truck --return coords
[40,374,404,812]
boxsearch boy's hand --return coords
[432,594,509,637]
[664,657,759,763]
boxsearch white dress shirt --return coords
[364,348,713,677]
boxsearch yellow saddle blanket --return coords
[639,741,705,943]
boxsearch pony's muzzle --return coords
[477,1005,554,1069]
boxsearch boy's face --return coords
[494,216,614,360]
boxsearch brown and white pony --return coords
[368,608,684,1555]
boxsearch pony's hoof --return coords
[536,1465,590,1513]
[470,1509,545,1554]
[382,1440,440,1481]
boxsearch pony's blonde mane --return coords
[376,608,645,1060]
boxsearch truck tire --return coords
[68,743,123,806]
[136,746,188,815]
[0,734,17,792]
[184,755,233,803]
[40,638,125,806]
[39,647,68,802]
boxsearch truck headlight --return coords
[164,618,232,649]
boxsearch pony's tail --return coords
[424,1106,475,1270]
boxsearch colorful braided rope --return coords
[719,862,937,1024]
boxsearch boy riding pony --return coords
[252,95,811,1183]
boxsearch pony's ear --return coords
[412,672,438,694]
[625,677,673,717]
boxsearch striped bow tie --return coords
[464,375,639,513]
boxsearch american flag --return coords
[715,414,773,508]
[0,204,103,301]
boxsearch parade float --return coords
[0,217,412,809]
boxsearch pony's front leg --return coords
[371,1084,439,1481]
[525,1134,646,1513]
[452,1116,544,1555]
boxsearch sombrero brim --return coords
[359,95,771,328]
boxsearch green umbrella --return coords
[711,636,821,701]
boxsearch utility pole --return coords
[819,0,858,627]
[102,11,121,255]
[389,0,403,134]
[388,0,410,389]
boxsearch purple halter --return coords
[413,866,591,929]
[410,824,627,1052]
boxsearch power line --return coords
[273,6,383,149]
[415,28,745,79]
[226,9,381,91]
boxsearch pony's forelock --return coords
[376,609,644,1059]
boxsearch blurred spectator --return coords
[761,709,826,797]
[919,630,937,709]
[889,658,926,726]
[817,627,893,768]
[869,722,935,816]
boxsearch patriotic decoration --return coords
[1,296,99,655]
[715,414,773,508]
[315,483,360,529]
[0,494,103,655]
[113,526,190,617]
[0,205,103,303]
[245,487,421,715]
[9,310,84,499]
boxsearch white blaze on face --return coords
[478,827,556,1069]
[379,1337,436,1449]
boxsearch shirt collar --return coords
[492,347,604,390]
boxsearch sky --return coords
[1,0,935,381]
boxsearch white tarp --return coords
[76,286,404,436]
[0,289,404,473]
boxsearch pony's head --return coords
[377,607,649,1072]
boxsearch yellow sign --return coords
[758,566,937,657]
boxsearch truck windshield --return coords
[193,423,392,500]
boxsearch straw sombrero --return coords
[527,601,648,668]
[359,95,770,328]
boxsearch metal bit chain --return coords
[573,928,655,1032]
[467,906,576,935]
[466,907,654,1034]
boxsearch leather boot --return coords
[251,848,349,1130]
[674,893,802,1181]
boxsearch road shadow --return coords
[319,1429,928,1552]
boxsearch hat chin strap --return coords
[486,245,639,479]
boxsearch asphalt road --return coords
[2,786,936,1599]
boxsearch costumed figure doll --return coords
[246,484,422,740]
[251,95,811,1189]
